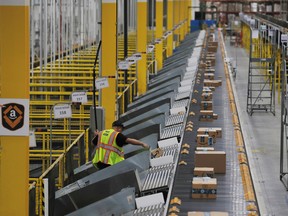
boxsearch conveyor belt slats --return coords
[165,114,185,126]
[160,124,183,140]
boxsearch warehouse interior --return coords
[1,0,288,215]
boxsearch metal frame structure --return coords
[243,16,276,115]
[241,12,288,190]
[280,44,288,189]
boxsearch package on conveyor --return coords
[207,46,217,53]
[203,86,215,92]
[196,147,215,151]
[199,110,218,122]
[194,167,214,178]
[199,62,206,69]
[197,127,222,139]
[191,177,217,199]
[204,73,215,80]
[204,79,222,88]
[205,68,215,73]
[195,151,226,174]
[188,211,229,216]
[208,41,218,48]
[200,101,213,110]
[206,58,215,66]
[197,134,213,147]
[201,92,213,101]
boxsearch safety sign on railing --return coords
[71,91,88,104]
[147,45,155,53]
[118,61,130,70]
[95,77,109,90]
[0,98,29,136]
[252,30,259,39]
[53,104,72,119]
[281,34,288,43]
[29,130,37,147]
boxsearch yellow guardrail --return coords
[29,129,90,216]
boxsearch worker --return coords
[92,120,150,170]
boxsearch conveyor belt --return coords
[129,203,164,216]
[160,124,183,140]
[172,99,189,109]
[165,114,185,126]
[141,164,174,192]
[168,31,247,215]
[161,144,178,161]
[175,91,191,101]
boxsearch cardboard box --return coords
[205,68,215,73]
[195,151,226,174]
[192,177,217,199]
[206,58,215,66]
[197,127,222,138]
[202,87,212,93]
[199,110,216,122]
[194,167,214,177]
[207,46,217,53]
[197,134,213,147]
[201,93,213,101]
[204,79,222,88]
[204,73,215,80]
[196,147,215,151]
[188,212,229,216]
[201,101,213,110]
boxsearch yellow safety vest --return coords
[92,129,124,166]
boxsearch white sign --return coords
[53,104,72,119]
[281,34,288,43]
[250,19,255,26]
[252,30,259,39]
[155,39,162,44]
[95,78,109,90]
[71,91,88,104]
[261,25,266,31]
[0,98,29,136]
[118,61,130,70]
[132,53,142,61]
[268,30,273,37]
[147,45,155,53]
[126,57,137,66]
[29,130,37,147]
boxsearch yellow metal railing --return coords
[29,130,89,216]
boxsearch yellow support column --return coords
[187,0,191,34]
[167,0,174,56]
[101,0,117,127]
[155,0,164,71]
[0,1,29,215]
[137,0,148,95]
[174,0,179,46]
[179,0,185,41]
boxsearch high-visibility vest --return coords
[92,129,124,166]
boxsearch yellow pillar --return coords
[0,1,29,215]
[167,0,174,56]
[179,0,185,41]
[188,0,191,34]
[174,0,180,46]
[101,0,117,127]
[155,0,163,71]
[137,0,148,95]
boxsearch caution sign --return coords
[0,99,29,136]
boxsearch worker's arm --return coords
[126,138,150,149]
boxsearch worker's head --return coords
[112,120,124,133]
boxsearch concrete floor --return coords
[225,37,288,215]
